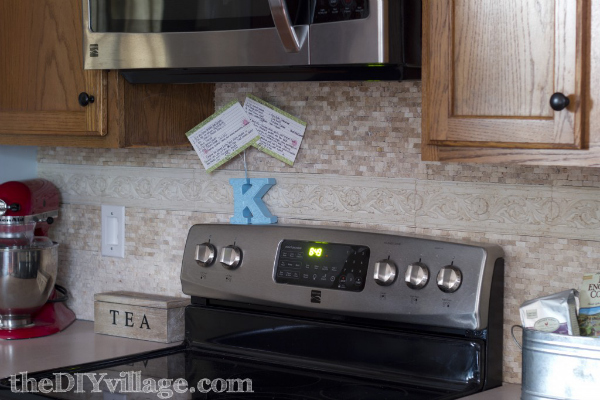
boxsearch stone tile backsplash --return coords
[37,81,600,384]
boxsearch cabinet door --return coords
[423,0,586,150]
[0,0,106,138]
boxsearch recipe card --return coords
[244,94,307,166]
[186,101,259,173]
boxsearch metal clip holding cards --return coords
[230,178,277,225]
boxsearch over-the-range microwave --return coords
[82,0,421,83]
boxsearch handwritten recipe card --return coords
[186,101,259,173]
[244,94,307,166]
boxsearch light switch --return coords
[101,205,125,258]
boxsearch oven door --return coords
[83,0,310,69]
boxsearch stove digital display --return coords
[275,240,370,292]
[308,247,323,257]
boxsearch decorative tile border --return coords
[551,186,600,238]
[39,164,600,242]
[416,181,556,237]
[39,164,418,227]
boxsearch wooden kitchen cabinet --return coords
[422,0,600,166]
[0,0,213,148]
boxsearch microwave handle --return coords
[268,0,308,53]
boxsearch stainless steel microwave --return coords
[82,0,421,83]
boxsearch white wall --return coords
[0,146,37,183]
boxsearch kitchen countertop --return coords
[461,384,521,399]
[0,320,180,379]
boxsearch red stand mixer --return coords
[0,179,75,339]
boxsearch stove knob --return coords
[373,260,397,286]
[219,245,243,270]
[195,243,216,267]
[436,265,462,293]
[405,262,429,290]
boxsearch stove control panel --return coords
[181,224,504,330]
[274,240,369,291]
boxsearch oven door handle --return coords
[268,0,308,53]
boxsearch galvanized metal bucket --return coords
[521,328,600,400]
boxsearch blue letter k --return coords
[229,178,278,225]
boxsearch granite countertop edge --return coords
[0,320,180,379]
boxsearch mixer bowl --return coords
[0,240,58,329]
[0,221,36,247]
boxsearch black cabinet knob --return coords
[549,93,570,111]
[78,92,95,107]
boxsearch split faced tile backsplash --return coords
[38,81,600,384]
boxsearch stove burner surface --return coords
[186,350,453,400]
[226,369,323,390]
[319,383,410,400]
[206,394,323,400]
[0,349,459,400]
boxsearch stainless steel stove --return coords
[1,224,504,399]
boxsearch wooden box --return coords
[94,291,190,343]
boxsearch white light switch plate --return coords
[101,205,125,258]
